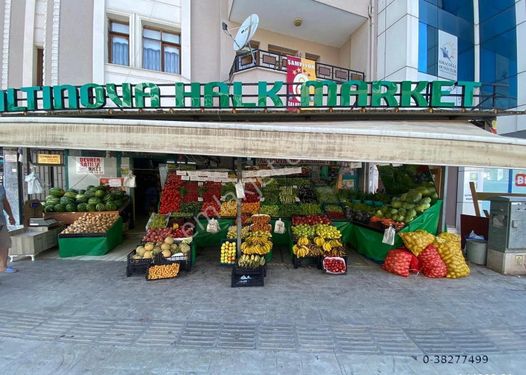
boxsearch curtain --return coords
[164,50,180,74]
[111,41,129,66]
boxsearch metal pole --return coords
[236,158,242,259]
[440,166,449,232]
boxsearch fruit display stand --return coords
[58,217,123,257]
[349,200,442,262]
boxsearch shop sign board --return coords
[515,173,526,187]
[438,30,458,80]
[36,153,62,165]
[0,80,480,113]
[76,157,104,175]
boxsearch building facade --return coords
[0,0,525,229]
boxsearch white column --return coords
[181,0,191,80]
[1,0,12,89]
[22,0,36,86]
[92,0,105,83]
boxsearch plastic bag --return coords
[382,225,396,245]
[418,244,447,278]
[274,218,285,234]
[467,230,485,241]
[123,172,136,188]
[206,218,219,234]
[25,172,43,195]
[383,249,413,277]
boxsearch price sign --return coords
[516,174,526,187]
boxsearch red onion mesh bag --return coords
[418,244,447,278]
[383,249,413,277]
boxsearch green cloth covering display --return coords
[193,218,284,263]
[58,217,123,257]
[350,200,442,262]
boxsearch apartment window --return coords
[143,27,180,74]
[35,48,44,86]
[305,53,320,62]
[268,44,298,57]
[109,20,129,66]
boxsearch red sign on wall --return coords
[516,174,526,187]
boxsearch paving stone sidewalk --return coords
[1,251,525,374]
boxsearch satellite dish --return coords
[233,14,259,51]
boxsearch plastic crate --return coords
[292,254,322,269]
[126,250,153,277]
[155,253,192,272]
[231,265,265,287]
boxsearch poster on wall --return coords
[76,157,104,175]
[437,30,458,80]
[286,55,316,109]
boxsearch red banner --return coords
[287,55,316,109]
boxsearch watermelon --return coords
[64,191,77,199]
[103,194,114,202]
[60,196,74,205]
[67,188,78,194]
[113,199,123,208]
[75,194,88,203]
[105,202,117,211]
[54,203,66,212]
[87,203,97,212]
[65,203,77,212]
[94,189,106,198]
[43,205,55,213]
[77,203,88,212]
[95,203,106,212]
[49,188,65,198]
[88,197,101,205]
[111,190,124,198]
[45,196,60,205]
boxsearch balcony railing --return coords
[230,49,365,82]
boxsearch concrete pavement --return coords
[1,248,525,374]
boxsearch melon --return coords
[161,243,171,251]
[142,251,153,259]
[144,243,154,251]
[152,247,162,255]
[135,246,146,257]
[162,249,171,258]
[164,236,175,245]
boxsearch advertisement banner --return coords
[76,157,104,175]
[287,55,316,109]
[99,177,124,188]
[438,30,458,80]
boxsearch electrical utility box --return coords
[487,196,526,275]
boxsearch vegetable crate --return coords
[126,250,153,277]
[231,265,265,287]
[155,253,192,272]
[292,254,322,269]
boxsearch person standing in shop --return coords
[0,185,16,273]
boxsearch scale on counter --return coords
[29,218,58,227]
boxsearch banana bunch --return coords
[314,236,325,246]
[237,254,266,268]
[227,225,250,240]
[297,236,310,246]
[240,232,273,255]
[292,244,310,258]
